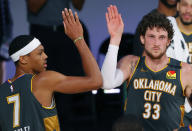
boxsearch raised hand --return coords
[106,5,124,45]
[62,8,83,41]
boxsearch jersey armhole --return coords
[180,62,185,96]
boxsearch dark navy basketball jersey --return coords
[0,74,60,131]
[124,57,185,131]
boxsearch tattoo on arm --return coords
[129,61,137,73]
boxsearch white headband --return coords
[10,38,41,62]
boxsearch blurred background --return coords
[5,0,157,131]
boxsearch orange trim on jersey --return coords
[145,58,170,73]
[180,62,185,96]
[7,74,26,90]
[7,79,12,83]
[7,74,25,83]
[179,105,185,127]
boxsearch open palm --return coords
[106,5,124,38]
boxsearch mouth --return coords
[153,47,160,50]
[44,62,47,68]
[183,14,192,20]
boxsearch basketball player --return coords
[102,5,192,131]
[0,8,102,131]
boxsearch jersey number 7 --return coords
[7,93,20,128]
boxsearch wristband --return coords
[74,36,83,44]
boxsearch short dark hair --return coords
[112,115,143,131]
[9,35,35,56]
[9,35,35,63]
[137,11,174,40]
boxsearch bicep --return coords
[39,71,99,94]
[56,76,100,94]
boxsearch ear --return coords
[140,35,145,45]
[19,55,29,65]
[167,39,171,47]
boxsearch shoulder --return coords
[117,55,139,72]
[181,62,192,85]
[181,62,192,72]
[118,55,139,66]
[117,55,140,80]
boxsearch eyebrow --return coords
[38,48,44,53]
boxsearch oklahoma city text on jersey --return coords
[133,78,177,102]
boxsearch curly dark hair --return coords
[137,11,174,40]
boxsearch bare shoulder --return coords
[181,62,192,73]
[117,55,139,80]
[181,62,192,89]
[117,55,139,68]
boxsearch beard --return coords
[145,48,166,60]
[180,16,192,26]
[160,0,177,8]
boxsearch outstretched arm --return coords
[34,9,102,94]
[101,5,125,89]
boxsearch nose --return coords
[153,38,160,46]
[186,5,192,13]
[43,52,48,59]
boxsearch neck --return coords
[158,2,177,16]
[11,66,33,81]
[176,17,192,35]
[145,55,169,71]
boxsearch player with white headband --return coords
[0,8,102,131]
[10,37,41,62]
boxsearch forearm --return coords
[110,35,122,46]
[26,0,47,13]
[75,38,102,86]
[101,44,124,89]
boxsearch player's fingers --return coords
[105,12,109,24]
[113,5,118,19]
[75,12,80,23]
[62,10,69,25]
[107,5,112,20]
[64,8,72,24]
[69,9,75,23]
